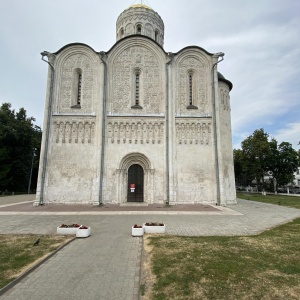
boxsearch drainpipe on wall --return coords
[165,52,173,205]
[211,52,224,206]
[98,52,108,205]
[39,51,55,205]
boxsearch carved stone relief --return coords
[176,121,211,145]
[125,23,134,36]
[178,56,208,114]
[112,46,162,114]
[107,120,164,144]
[118,13,164,33]
[145,23,153,38]
[219,86,230,111]
[53,120,95,144]
[59,54,94,113]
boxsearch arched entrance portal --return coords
[117,153,154,204]
[127,164,144,202]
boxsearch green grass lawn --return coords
[143,218,300,300]
[142,195,300,299]
[237,192,300,209]
[0,235,73,289]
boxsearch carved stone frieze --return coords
[117,13,164,33]
[53,120,95,144]
[116,5,164,46]
[125,23,134,36]
[176,121,211,145]
[107,120,164,144]
[145,23,154,38]
[112,46,163,114]
[59,54,94,113]
[178,56,208,114]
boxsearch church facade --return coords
[35,4,236,206]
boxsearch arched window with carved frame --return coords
[136,24,142,34]
[131,68,143,109]
[187,70,198,109]
[71,68,82,109]
[120,28,124,38]
[155,30,159,42]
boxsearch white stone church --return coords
[35,3,236,206]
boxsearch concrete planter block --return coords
[143,223,166,234]
[76,227,91,238]
[132,226,144,237]
[57,226,78,235]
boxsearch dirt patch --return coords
[140,235,156,300]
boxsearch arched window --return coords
[187,70,198,109]
[135,72,140,105]
[71,68,82,109]
[155,30,159,42]
[120,28,124,38]
[136,24,142,34]
[189,73,193,106]
[131,69,142,109]
[77,73,82,105]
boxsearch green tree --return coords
[233,149,247,186]
[234,129,300,192]
[241,128,271,191]
[0,103,42,193]
[268,139,299,191]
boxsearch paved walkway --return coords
[1,195,300,299]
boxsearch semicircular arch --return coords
[119,152,151,171]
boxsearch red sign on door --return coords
[130,183,135,193]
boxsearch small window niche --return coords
[155,30,159,42]
[120,28,124,38]
[136,24,142,35]
[71,68,82,109]
[131,69,142,109]
[187,71,198,109]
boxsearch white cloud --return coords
[0,0,299,152]
[274,123,300,150]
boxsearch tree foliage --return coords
[241,129,271,189]
[233,149,248,186]
[268,140,299,189]
[234,128,300,191]
[0,103,42,193]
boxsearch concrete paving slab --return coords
[0,195,35,206]
[0,198,300,299]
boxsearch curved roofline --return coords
[105,34,167,55]
[50,41,232,90]
[174,45,214,56]
[53,43,98,54]
[219,78,233,91]
[51,42,216,58]
[218,72,233,91]
[116,5,164,27]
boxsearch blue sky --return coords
[0,0,299,150]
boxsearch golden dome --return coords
[130,4,152,10]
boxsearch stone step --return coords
[120,203,149,207]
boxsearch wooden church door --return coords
[127,164,144,202]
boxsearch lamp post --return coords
[28,148,37,194]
